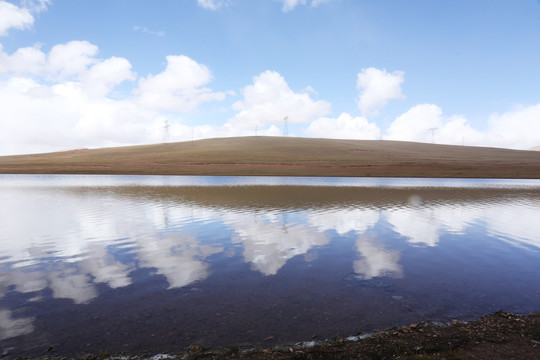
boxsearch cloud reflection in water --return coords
[1,180,540,343]
[354,232,403,280]
[0,309,34,341]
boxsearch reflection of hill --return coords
[112,185,540,248]
[106,185,540,211]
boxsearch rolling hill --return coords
[1,136,540,178]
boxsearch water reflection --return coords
[0,176,540,356]
[138,234,222,288]
[229,212,329,275]
[354,232,403,280]
[1,185,540,298]
[0,309,34,341]
[308,208,380,235]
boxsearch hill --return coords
[1,136,540,178]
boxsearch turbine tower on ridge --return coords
[163,120,170,143]
[428,127,438,144]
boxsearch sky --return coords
[0,0,540,155]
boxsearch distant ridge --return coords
[531,146,540,151]
[1,136,540,178]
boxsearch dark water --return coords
[1,175,539,357]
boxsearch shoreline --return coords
[16,311,539,359]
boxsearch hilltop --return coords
[1,136,539,178]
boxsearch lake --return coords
[1,175,540,357]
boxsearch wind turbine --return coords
[283,116,289,137]
[162,120,170,143]
[428,127,438,144]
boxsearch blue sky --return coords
[1,0,540,155]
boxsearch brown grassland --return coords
[1,136,540,178]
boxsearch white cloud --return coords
[280,0,336,12]
[281,0,307,12]
[311,0,336,7]
[1,41,104,80]
[80,57,135,98]
[0,42,156,155]
[306,112,380,140]
[197,0,229,10]
[132,25,165,37]
[0,40,239,155]
[486,104,540,150]
[356,67,405,115]
[228,70,331,130]
[1,40,105,80]
[47,40,99,78]
[165,122,282,144]
[21,0,50,13]
[0,43,46,74]
[385,103,540,150]
[136,55,228,112]
[385,104,484,145]
[197,0,334,12]
[0,1,33,36]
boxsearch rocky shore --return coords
[16,311,540,360]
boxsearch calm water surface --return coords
[1,175,540,357]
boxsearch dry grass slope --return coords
[1,136,540,178]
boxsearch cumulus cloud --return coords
[0,39,238,155]
[311,0,335,6]
[47,40,99,78]
[0,43,46,74]
[1,40,104,80]
[166,122,282,144]
[80,57,135,98]
[486,104,540,150]
[197,0,335,12]
[385,104,484,145]
[0,1,33,36]
[0,0,50,36]
[281,0,306,12]
[0,41,158,155]
[356,67,405,115]
[228,70,330,131]
[136,55,229,112]
[280,0,336,12]
[132,25,165,37]
[385,103,540,149]
[0,76,157,155]
[353,67,539,149]
[306,112,380,140]
[197,0,229,10]
[21,0,50,13]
